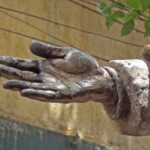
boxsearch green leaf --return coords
[105,17,115,29]
[97,3,111,16]
[97,2,107,9]
[126,0,142,10]
[112,11,125,19]
[140,0,150,10]
[121,20,134,36]
[105,11,124,29]
[145,18,150,34]
[124,11,138,23]
[146,9,150,17]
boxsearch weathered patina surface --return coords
[0,40,150,136]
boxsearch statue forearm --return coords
[102,59,150,136]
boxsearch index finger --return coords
[30,40,71,58]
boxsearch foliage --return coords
[97,0,150,36]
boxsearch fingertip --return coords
[21,89,30,96]
[3,81,8,89]
[30,40,49,58]
[3,80,13,89]
[3,80,21,91]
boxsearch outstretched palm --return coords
[0,40,113,103]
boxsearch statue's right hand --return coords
[0,40,113,103]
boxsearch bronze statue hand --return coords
[2,40,150,136]
[0,40,113,103]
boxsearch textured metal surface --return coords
[0,117,114,150]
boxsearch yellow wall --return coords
[0,0,150,149]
